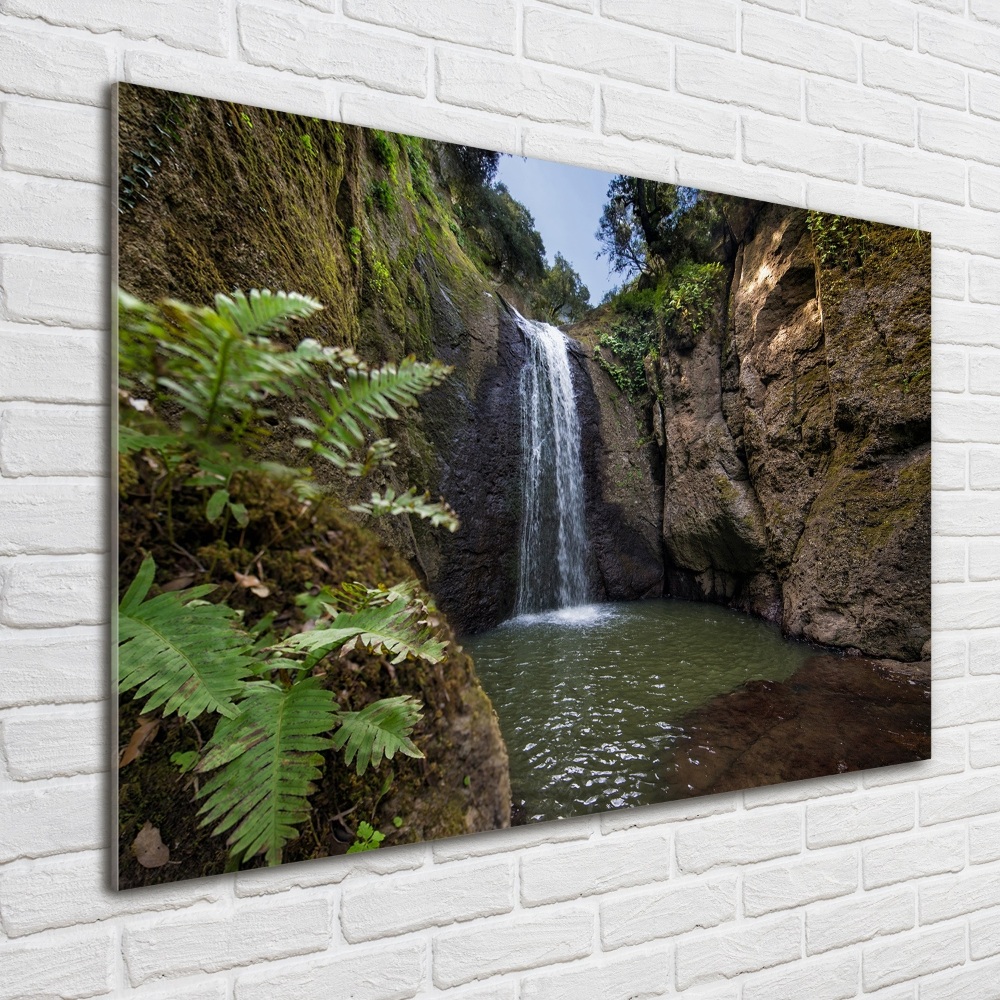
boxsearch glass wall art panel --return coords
[115,83,931,887]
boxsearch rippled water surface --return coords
[464,599,816,822]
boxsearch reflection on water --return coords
[464,598,818,823]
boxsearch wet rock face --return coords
[658,204,931,660]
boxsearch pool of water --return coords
[463,598,818,822]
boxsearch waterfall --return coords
[514,312,589,614]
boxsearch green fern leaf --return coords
[196,677,338,865]
[332,695,424,775]
[213,289,323,338]
[349,486,460,531]
[276,598,448,664]
[118,555,255,721]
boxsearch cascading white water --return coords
[514,313,589,614]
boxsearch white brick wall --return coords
[0,2,997,998]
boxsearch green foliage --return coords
[299,133,316,158]
[118,555,255,721]
[532,252,591,324]
[806,211,869,269]
[370,130,397,173]
[117,287,461,867]
[656,261,725,337]
[347,226,362,266]
[370,179,396,214]
[348,821,385,853]
[595,314,657,400]
[350,486,459,531]
[369,258,391,294]
[197,677,339,866]
[332,695,424,775]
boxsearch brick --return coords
[0,928,113,1000]
[970,632,1000,673]
[432,909,593,988]
[603,87,737,156]
[863,144,964,204]
[0,403,104,476]
[806,79,914,145]
[807,789,914,847]
[863,44,966,110]
[743,775,857,809]
[971,908,1000,959]
[913,0,964,10]
[234,842,426,896]
[0,626,104,707]
[933,346,967,393]
[520,833,670,906]
[599,794,738,834]
[675,809,800,874]
[971,258,1000,305]
[921,773,1000,825]
[936,494,1000,536]
[934,538,966,583]
[0,555,106,628]
[972,73,1000,122]
[934,398,1000,444]
[677,154,802,206]
[675,914,801,991]
[806,886,914,955]
[930,634,966,679]
[123,52,330,120]
[600,875,737,949]
[863,728,965,787]
[524,7,671,90]
[935,676,1000,726]
[972,448,1000,489]
[936,584,1000,629]
[932,250,967,301]
[239,5,427,96]
[970,541,1000,583]
[519,947,671,1000]
[745,117,858,182]
[437,49,593,125]
[743,850,858,917]
[0,325,103,402]
[342,92,517,153]
[933,445,966,492]
[601,0,737,50]
[127,984,228,1000]
[863,924,966,991]
[3,0,227,54]
[935,302,1000,349]
[0,775,102,863]
[920,204,1000,259]
[920,961,1000,1000]
[0,250,106,328]
[522,125,672,183]
[742,952,859,1000]
[345,0,516,53]
[805,180,915,229]
[676,46,800,119]
[743,9,857,80]
[806,0,914,47]
[541,0,592,8]
[125,899,332,986]
[0,850,220,937]
[920,12,1000,76]
[0,22,111,105]
[920,868,1000,924]
[921,108,1000,167]
[970,165,1000,213]
[431,815,591,862]
[0,173,108,253]
[1,703,104,779]
[0,100,103,183]
[234,942,425,1000]
[971,0,1000,25]
[341,859,514,942]
[0,480,103,556]
[863,828,966,890]
[746,0,801,10]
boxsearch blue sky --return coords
[495,155,618,306]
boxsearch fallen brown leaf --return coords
[118,716,160,768]
[132,822,170,868]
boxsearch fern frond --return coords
[350,486,460,531]
[276,597,448,664]
[213,289,322,338]
[332,695,424,775]
[118,555,255,721]
[196,677,338,866]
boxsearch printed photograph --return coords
[116,83,931,887]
